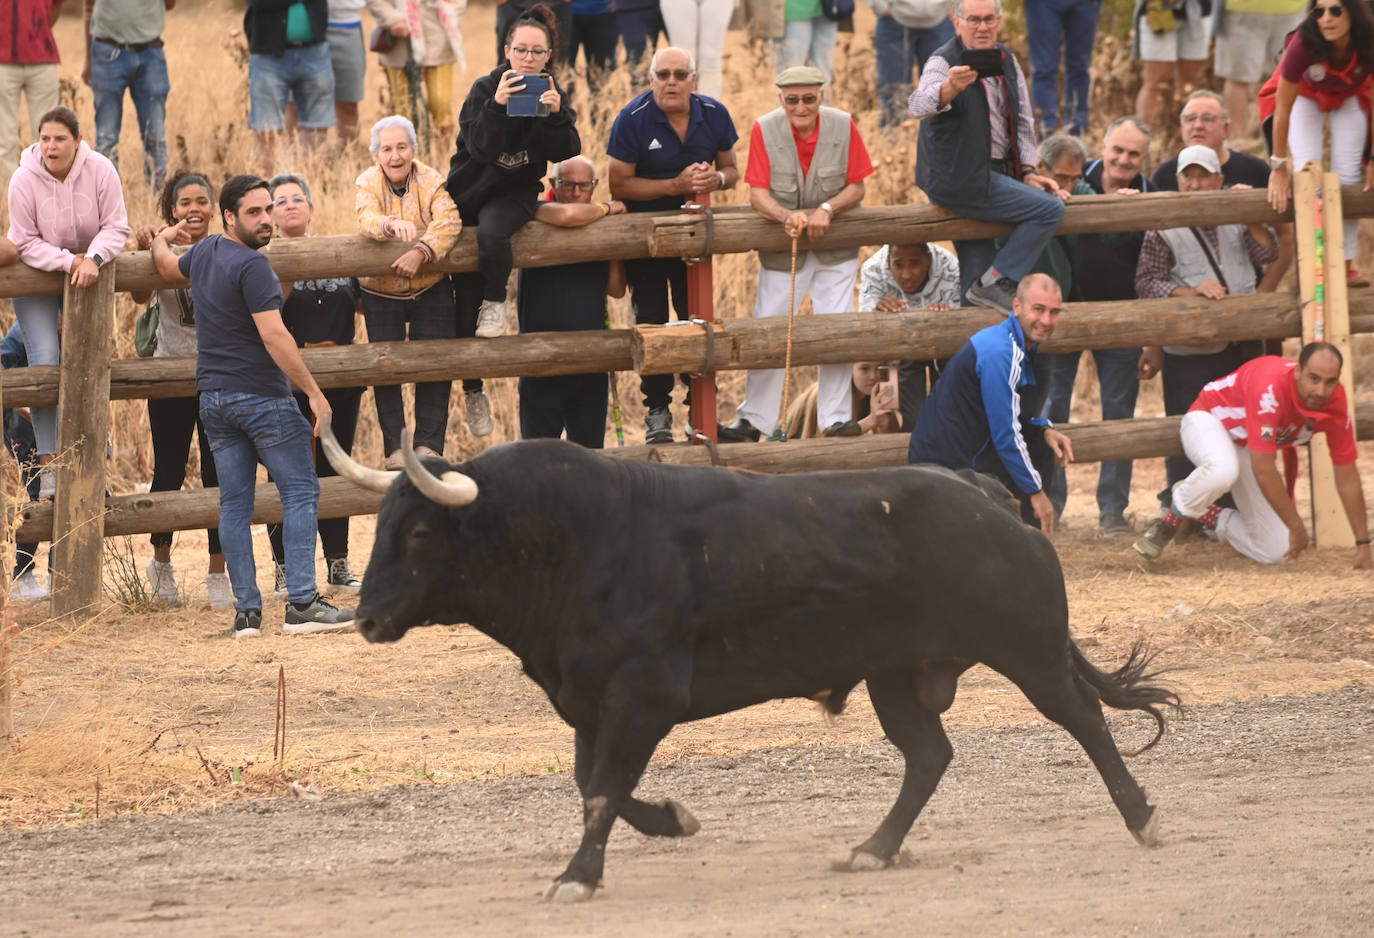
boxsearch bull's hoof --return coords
[841,848,891,872]
[1131,807,1162,848]
[665,799,701,836]
[543,879,597,903]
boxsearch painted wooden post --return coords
[50,264,115,619]
[684,192,718,443]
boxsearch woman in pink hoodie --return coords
[6,105,130,496]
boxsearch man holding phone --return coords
[907,0,1068,315]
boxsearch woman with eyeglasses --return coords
[445,3,580,362]
[1266,0,1374,285]
[129,171,228,607]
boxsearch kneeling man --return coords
[908,273,1073,531]
[1135,342,1372,567]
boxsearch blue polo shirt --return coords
[606,91,739,213]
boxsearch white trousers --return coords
[1288,94,1364,261]
[1174,410,1289,564]
[0,63,59,185]
[660,0,734,100]
[737,252,858,434]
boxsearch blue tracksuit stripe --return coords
[977,329,1041,494]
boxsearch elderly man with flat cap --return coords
[719,65,875,441]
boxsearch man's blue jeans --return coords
[1035,347,1140,519]
[616,7,665,92]
[199,391,321,613]
[1024,0,1100,135]
[89,39,169,188]
[875,14,954,127]
[934,172,1066,299]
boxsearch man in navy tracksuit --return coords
[908,272,1074,532]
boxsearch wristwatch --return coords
[1268,155,1290,170]
[90,253,103,266]
[819,201,834,214]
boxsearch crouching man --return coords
[1135,342,1372,567]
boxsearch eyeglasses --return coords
[1051,172,1083,188]
[273,195,309,207]
[508,45,550,58]
[960,13,1001,26]
[1181,112,1223,124]
[554,179,597,191]
[782,93,819,106]
[654,69,693,82]
[1313,4,1345,17]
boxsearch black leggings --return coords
[147,394,221,554]
[467,191,537,303]
[269,386,363,563]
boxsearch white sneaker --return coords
[270,561,287,600]
[11,569,49,601]
[38,465,55,500]
[205,572,233,609]
[474,299,508,338]
[145,559,181,604]
[466,389,494,437]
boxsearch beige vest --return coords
[757,106,860,272]
[1157,225,1257,355]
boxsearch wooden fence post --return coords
[50,264,115,619]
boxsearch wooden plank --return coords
[0,366,11,742]
[50,265,115,619]
[1309,170,1357,548]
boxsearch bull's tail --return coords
[1071,639,1181,757]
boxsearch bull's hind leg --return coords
[575,731,700,838]
[1011,669,1158,843]
[844,670,954,871]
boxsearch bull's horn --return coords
[320,416,399,493]
[400,428,479,507]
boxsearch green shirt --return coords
[90,0,166,46]
[285,2,315,42]
[786,0,825,22]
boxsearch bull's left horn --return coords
[320,416,399,493]
[400,428,479,507]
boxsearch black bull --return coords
[325,433,1179,902]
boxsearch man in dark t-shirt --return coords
[518,155,628,448]
[151,174,352,639]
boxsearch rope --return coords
[774,234,800,442]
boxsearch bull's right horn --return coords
[320,416,399,493]
[400,428,478,507]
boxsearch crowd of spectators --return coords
[1,0,1371,624]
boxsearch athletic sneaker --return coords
[645,406,673,444]
[38,465,55,500]
[466,390,494,437]
[270,561,287,600]
[965,276,1018,316]
[232,609,263,640]
[145,559,181,604]
[326,556,362,593]
[205,572,233,609]
[11,569,49,601]
[1133,517,1177,560]
[475,299,508,338]
[1098,515,1132,538]
[282,592,355,635]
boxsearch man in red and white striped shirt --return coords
[1135,342,1371,568]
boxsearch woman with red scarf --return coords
[1266,0,1374,284]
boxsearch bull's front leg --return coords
[574,731,701,839]
[545,656,689,902]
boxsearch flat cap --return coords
[775,65,826,87]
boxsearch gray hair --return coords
[552,155,597,181]
[650,46,697,75]
[369,115,418,154]
[1039,132,1088,169]
[1181,89,1229,123]
[951,0,1003,18]
[1104,114,1152,147]
[268,172,313,205]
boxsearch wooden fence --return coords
[1,187,1366,617]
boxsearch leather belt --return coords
[93,36,163,52]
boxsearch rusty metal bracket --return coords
[680,201,715,264]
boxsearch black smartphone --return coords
[507,73,551,117]
[962,48,1003,79]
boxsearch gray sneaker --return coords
[466,389,494,437]
[645,406,673,444]
[270,561,287,600]
[475,299,508,338]
[232,609,263,640]
[1133,517,1177,560]
[1098,514,1132,538]
[326,556,362,593]
[283,592,355,634]
[965,276,1018,316]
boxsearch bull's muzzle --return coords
[400,428,479,507]
[319,418,400,493]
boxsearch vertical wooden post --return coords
[51,264,115,619]
[685,193,718,443]
[1307,171,1357,547]
[0,360,12,742]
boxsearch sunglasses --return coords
[654,69,693,81]
[1313,4,1344,17]
[782,93,819,105]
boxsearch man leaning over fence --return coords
[907,0,1068,313]
[151,174,354,640]
[718,64,873,443]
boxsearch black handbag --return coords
[821,0,855,21]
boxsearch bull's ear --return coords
[320,416,399,492]
[400,429,479,507]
